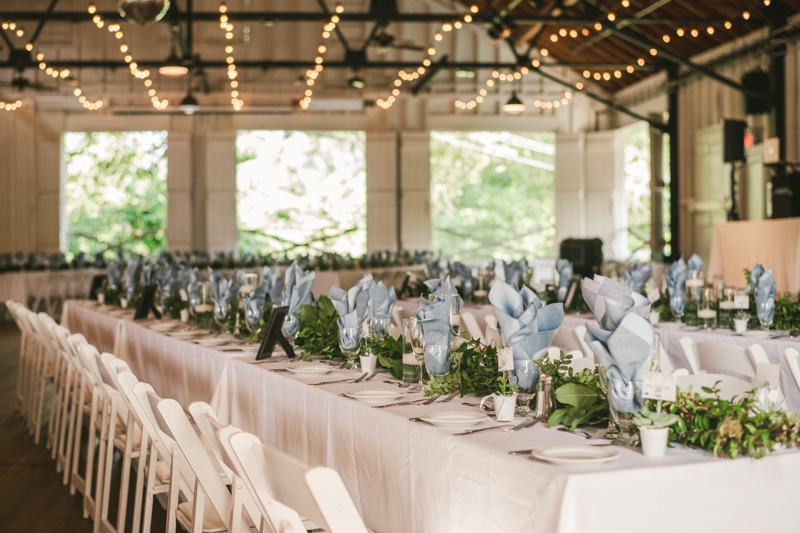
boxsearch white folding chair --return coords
[484,313,497,330]
[229,431,371,533]
[153,395,255,533]
[29,312,60,444]
[77,343,108,531]
[49,324,75,464]
[551,325,579,353]
[25,271,50,312]
[391,306,403,328]
[784,348,800,394]
[679,337,762,383]
[572,324,594,360]
[485,321,502,348]
[676,373,755,401]
[461,312,484,342]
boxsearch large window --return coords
[64,131,168,258]
[236,130,367,257]
[430,131,555,260]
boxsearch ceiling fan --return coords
[0,74,58,92]
[365,26,426,55]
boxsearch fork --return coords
[453,425,514,436]
[309,372,368,386]
[383,380,410,388]
[438,391,460,403]
[373,393,441,409]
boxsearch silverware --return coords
[373,393,441,409]
[507,444,613,456]
[557,427,609,440]
[462,402,493,412]
[309,373,368,386]
[268,369,290,373]
[590,428,609,440]
[409,417,423,422]
[383,380,410,388]
[508,417,541,432]
[438,391,460,403]
[453,425,514,436]
[249,358,289,365]
[362,369,380,382]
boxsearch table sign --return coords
[398,272,411,298]
[256,306,294,360]
[642,371,677,402]
[134,284,162,320]
[89,274,107,301]
[498,347,513,372]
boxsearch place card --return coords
[642,371,677,402]
[179,289,189,302]
[734,291,750,309]
[498,347,513,372]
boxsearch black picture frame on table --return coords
[256,306,295,360]
[134,284,162,320]
[563,278,580,313]
[89,274,107,300]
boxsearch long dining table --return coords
[61,300,800,533]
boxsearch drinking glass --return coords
[371,316,392,340]
[239,273,259,296]
[669,292,684,323]
[282,314,300,346]
[406,319,429,392]
[192,281,212,314]
[597,367,637,446]
[718,287,736,329]
[684,276,703,327]
[424,344,451,380]
[511,359,538,417]
[338,325,362,369]
[449,294,462,335]
[697,288,717,329]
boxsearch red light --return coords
[744,133,754,148]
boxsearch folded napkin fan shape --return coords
[124,254,143,301]
[623,262,652,294]
[416,294,456,347]
[665,256,687,316]
[749,264,765,294]
[208,268,243,321]
[555,258,573,303]
[686,253,704,277]
[582,275,654,413]
[753,267,776,325]
[260,265,285,304]
[107,259,123,292]
[488,280,564,361]
[244,283,269,327]
[503,259,528,288]
[454,262,474,296]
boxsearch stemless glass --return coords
[718,287,736,329]
[449,294,462,335]
[697,288,717,329]
[424,344,451,381]
[670,292,684,323]
[282,314,300,346]
[511,359,538,417]
[192,281,212,314]
[338,325,362,369]
[756,290,775,330]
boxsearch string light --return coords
[37,51,102,110]
[300,7,341,110]
[0,99,23,112]
[743,11,750,20]
[89,9,165,109]
[219,3,242,110]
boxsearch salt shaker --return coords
[533,374,555,420]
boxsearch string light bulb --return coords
[743,11,750,20]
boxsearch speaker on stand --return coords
[723,120,747,221]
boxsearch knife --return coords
[508,417,541,432]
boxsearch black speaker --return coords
[742,70,771,115]
[559,238,603,279]
[723,120,747,163]
[771,170,800,219]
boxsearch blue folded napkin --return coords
[260,266,285,304]
[488,280,564,361]
[426,258,441,280]
[155,264,181,296]
[329,276,371,330]
[281,261,316,336]
[424,275,460,299]
[584,313,654,413]
[107,259,123,292]
[141,263,157,287]
[665,257,687,316]
[687,253,703,279]
[754,267,776,325]
[416,294,455,346]
[582,275,651,331]
[555,258,573,303]
[368,278,397,319]
[454,262,474,296]
[208,268,242,321]
[749,264,764,294]
[503,259,528,288]
[244,283,269,327]
[623,263,652,294]
[124,255,143,300]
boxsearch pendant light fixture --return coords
[158,47,188,76]
[179,92,200,115]
[503,91,525,115]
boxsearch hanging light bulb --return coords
[502,92,525,115]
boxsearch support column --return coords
[399,132,431,252]
[166,118,194,252]
[201,126,238,253]
[554,133,586,254]
[365,132,398,253]
[585,130,624,260]
[649,114,666,260]
[36,110,63,253]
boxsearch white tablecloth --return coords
[62,301,800,533]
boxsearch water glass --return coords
[191,281,212,314]
[338,326,362,369]
[282,314,300,345]
[371,316,392,340]
[697,288,717,329]
[424,344,451,379]
[405,318,429,392]
[718,287,736,329]
[449,294,462,335]
[511,359,538,417]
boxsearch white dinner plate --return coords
[655,322,683,329]
[344,389,407,404]
[167,330,208,339]
[195,338,229,347]
[239,346,259,354]
[149,323,178,332]
[738,330,774,337]
[419,411,489,429]
[286,364,332,376]
[531,445,620,467]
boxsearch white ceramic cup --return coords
[480,392,518,422]
[97,293,105,305]
[734,318,748,333]
[639,426,670,457]
[649,310,660,325]
[360,354,377,375]
[180,308,190,323]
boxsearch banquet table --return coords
[707,218,800,294]
[0,270,97,310]
[61,300,800,533]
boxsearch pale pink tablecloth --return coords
[60,301,800,533]
[707,218,800,294]
[61,300,123,355]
